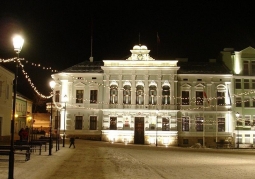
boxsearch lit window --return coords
[149,85,157,105]
[182,91,189,105]
[136,85,144,105]
[196,117,203,131]
[90,90,97,103]
[110,85,118,104]
[162,85,170,105]
[182,117,189,131]
[218,118,225,132]
[76,90,84,103]
[123,85,131,104]
[196,91,203,105]
[110,117,117,130]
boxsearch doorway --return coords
[134,117,144,144]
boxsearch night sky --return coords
[1,1,255,108]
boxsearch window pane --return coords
[149,85,157,105]
[90,116,97,130]
[236,97,242,107]
[196,117,203,131]
[243,61,249,75]
[90,90,98,103]
[217,91,225,105]
[244,79,249,89]
[162,117,169,131]
[110,117,117,130]
[235,79,241,89]
[110,85,118,104]
[244,98,250,107]
[162,85,170,105]
[123,85,131,104]
[75,116,83,130]
[136,85,144,105]
[218,118,225,132]
[182,117,189,131]
[76,90,84,103]
[182,91,189,105]
[196,91,203,105]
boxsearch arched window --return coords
[217,85,226,106]
[149,85,157,105]
[110,85,118,104]
[162,85,170,105]
[136,85,144,105]
[123,85,131,104]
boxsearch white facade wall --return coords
[0,65,14,140]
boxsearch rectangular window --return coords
[182,91,189,105]
[217,91,225,105]
[196,117,203,131]
[235,79,241,89]
[162,117,169,131]
[89,116,97,130]
[55,90,60,102]
[90,90,98,103]
[253,98,255,107]
[252,61,255,75]
[110,117,117,130]
[76,90,84,103]
[243,61,249,75]
[75,116,83,130]
[252,80,255,89]
[244,79,249,89]
[0,81,2,97]
[182,117,189,131]
[244,98,250,107]
[245,116,251,126]
[196,91,203,105]
[183,139,189,145]
[218,118,225,132]
[236,97,242,107]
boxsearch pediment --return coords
[241,46,255,58]
[181,83,191,88]
[74,82,85,87]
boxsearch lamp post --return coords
[156,110,159,147]
[49,81,56,155]
[236,112,240,149]
[9,35,24,179]
[63,95,67,147]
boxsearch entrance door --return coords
[134,117,144,144]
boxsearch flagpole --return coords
[203,86,205,147]
[216,100,218,143]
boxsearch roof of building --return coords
[60,61,104,73]
[177,61,232,74]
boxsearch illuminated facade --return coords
[0,65,14,140]
[49,45,240,147]
[222,47,255,148]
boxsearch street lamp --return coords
[235,112,240,149]
[156,110,159,147]
[49,81,56,155]
[63,94,67,147]
[9,35,24,179]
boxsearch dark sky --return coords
[1,1,255,102]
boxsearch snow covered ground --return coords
[1,140,255,179]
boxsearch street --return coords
[1,140,255,179]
